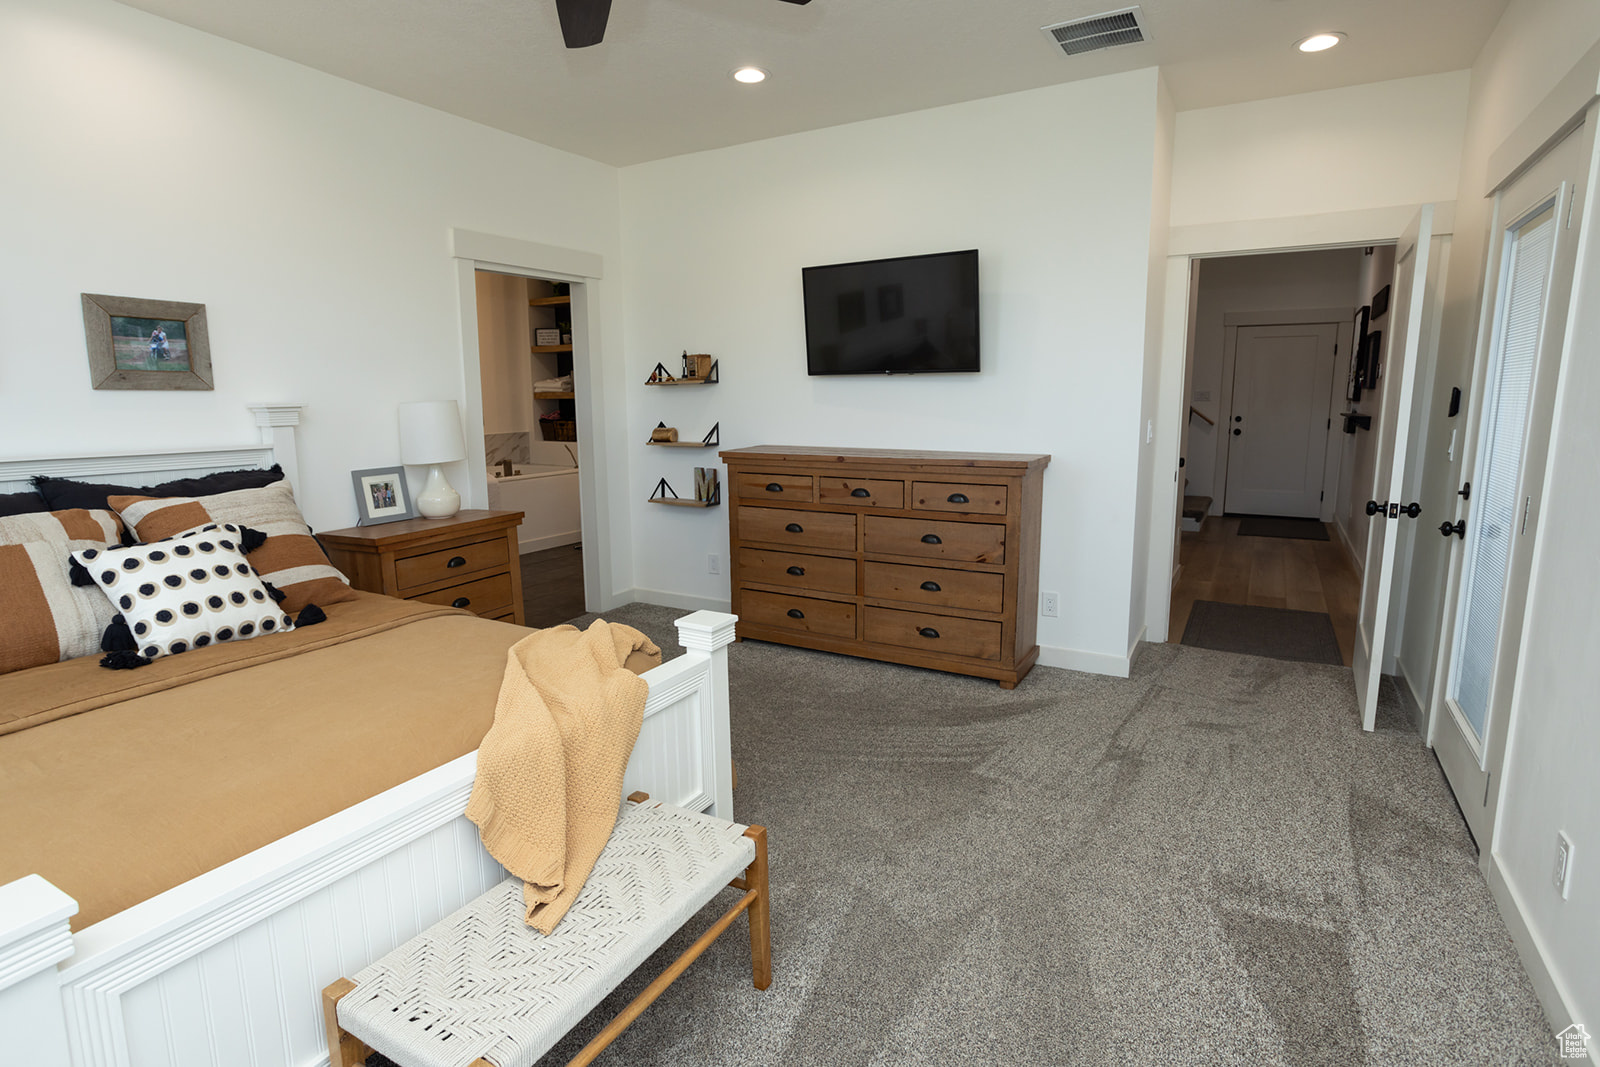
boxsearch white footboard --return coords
[0,610,737,1067]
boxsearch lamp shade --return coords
[398,401,466,466]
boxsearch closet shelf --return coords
[529,295,572,307]
[534,390,575,400]
[532,344,573,354]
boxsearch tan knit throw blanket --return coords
[465,620,661,934]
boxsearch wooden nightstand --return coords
[319,509,527,626]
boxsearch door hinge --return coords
[1521,496,1531,535]
[1320,490,1325,501]
[1327,417,1331,430]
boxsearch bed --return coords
[0,412,737,1067]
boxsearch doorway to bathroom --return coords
[475,269,585,627]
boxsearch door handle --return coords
[1232,428,1241,436]
[1233,415,1242,423]
[1398,502,1422,519]
[1458,481,1471,501]
[1439,519,1466,539]
[1365,500,1388,517]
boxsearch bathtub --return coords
[487,463,580,553]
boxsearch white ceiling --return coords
[115,0,1510,166]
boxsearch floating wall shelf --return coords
[646,422,720,448]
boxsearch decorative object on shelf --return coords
[1370,283,1391,320]
[647,422,720,447]
[350,466,418,526]
[694,467,720,503]
[646,362,677,384]
[649,476,720,507]
[534,328,561,346]
[650,423,680,443]
[80,292,214,391]
[645,358,717,385]
[686,352,714,379]
[398,400,466,519]
[539,410,577,441]
[1362,329,1383,387]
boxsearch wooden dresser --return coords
[720,446,1049,687]
[319,509,526,626]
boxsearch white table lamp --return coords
[399,400,466,519]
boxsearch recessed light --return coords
[1295,32,1345,53]
[733,66,767,84]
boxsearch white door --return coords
[1352,206,1442,731]
[1429,124,1590,847]
[1223,323,1338,516]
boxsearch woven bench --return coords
[323,795,770,1067]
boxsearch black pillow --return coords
[32,465,286,513]
[0,490,49,517]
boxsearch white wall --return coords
[619,69,1166,671]
[0,0,622,541]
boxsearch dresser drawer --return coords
[864,606,1002,661]
[818,477,904,509]
[408,572,513,618]
[735,473,814,503]
[737,548,856,595]
[394,537,509,592]
[864,515,1005,564]
[740,507,857,551]
[911,481,1008,515]
[863,561,1003,613]
[742,589,857,639]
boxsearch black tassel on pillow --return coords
[101,614,138,652]
[239,526,268,554]
[69,556,98,587]
[261,580,288,604]
[295,603,327,628]
[100,650,152,670]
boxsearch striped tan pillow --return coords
[0,509,124,675]
[110,480,355,614]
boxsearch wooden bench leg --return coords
[744,825,771,990]
[322,978,373,1067]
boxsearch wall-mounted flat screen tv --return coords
[802,249,979,375]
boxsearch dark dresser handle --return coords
[917,627,940,639]
[947,493,969,504]
[446,556,467,568]
[920,580,941,592]
[451,597,471,609]
[766,482,784,492]
[787,608,805,619]
[785,523,804,533]
[921,533,942,544]
[851,487,871,498]
[786,566,806,576]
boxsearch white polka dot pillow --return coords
[71,523,299,668]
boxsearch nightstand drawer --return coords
[865,606,1002,661]
[409,572,513,618]
[741,589,856,639]
[740,507,857,551]
[737,548,856,595]
[863,561,1003,612]
[864,515,1005,564]
[394,538,509,592]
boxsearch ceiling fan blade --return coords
[555,0,612,47]
[774,0,812,4]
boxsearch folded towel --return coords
[534,375,574,392]
[465,620,661,933]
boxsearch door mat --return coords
[1180,600,1343,665]
[1235,516,1330,540]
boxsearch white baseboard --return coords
[622,587,733,615]
[519,531,581,554]
[1334,519,1363,577]
[1484,855,1594,1063]
[1037,641,1134,679]
[1396,662,1430,738]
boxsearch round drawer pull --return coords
[920,580,941,592]
[851,488,871,498]
[786,565,806,576]
[786,608,805,619]
[451,597,471,609]
[785,523,804,533]
[947,493,969,504]
[766,483,784,492]
[446,556,467,568]
[920,533,942,545]
[917,626,940,639]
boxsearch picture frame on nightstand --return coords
[351,466,417,525]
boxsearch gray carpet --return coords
[1236,516,1331,540]
[436,606,1562,1066]
[1182,600,1344,665]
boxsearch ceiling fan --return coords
[554,0,812,48]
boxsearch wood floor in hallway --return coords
[1169,515,1361,667]
[520,541,586,628]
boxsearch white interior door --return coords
[1429,124,1589,847]
[1223,323,1338,516]
[1352,206,1440,731]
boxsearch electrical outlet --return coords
[1554,832,1574,899]
[1040,591,1059,618]
[707,553,720,575]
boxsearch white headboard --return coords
[0,404,303,498]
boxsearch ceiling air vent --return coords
[1041,6,1148,57]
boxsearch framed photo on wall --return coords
[1370,284,1391,320]
[351,466,416,525]
[81,293,214,391]
[1348,305,1370,401]
[1362,329,1384,388]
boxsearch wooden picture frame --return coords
[1362,329,1384,387]
[1347,305,1369,401]
[81,293,214,391]
[351,466,417,525]
[1370,283,1391,320]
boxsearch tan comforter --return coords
[0,593,651,931]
